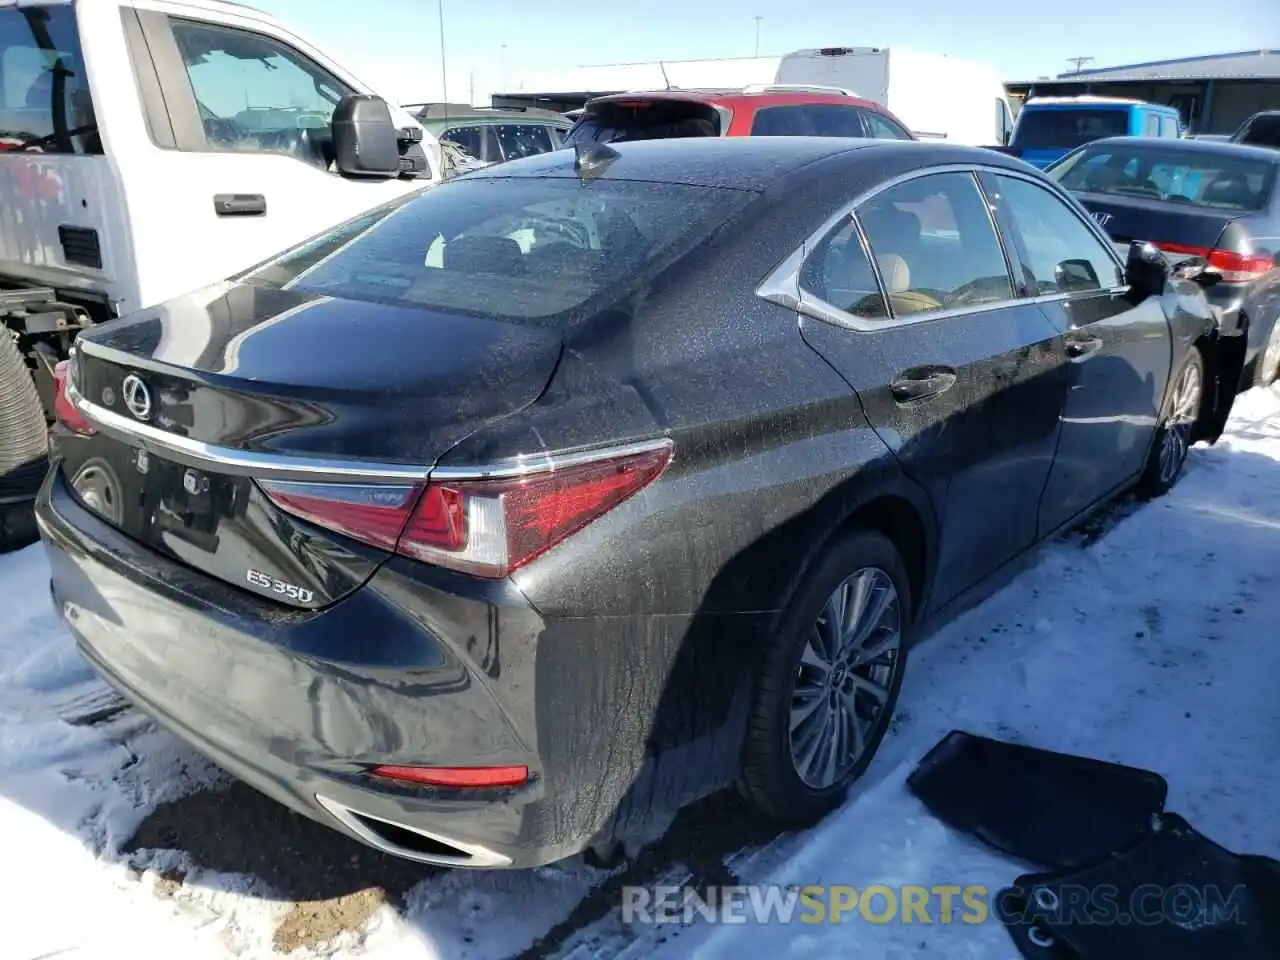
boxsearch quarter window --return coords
[863,111,913,140]
[989,174,1123,294]
[799,219,890,320]
[171,19,352,157]
[854,172,1014,318]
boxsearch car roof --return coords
[456,136,1028,192]
[421,113,572,129]
[584,89,887,112]
[1078,136,1280,162]
[1023,97,1171,110]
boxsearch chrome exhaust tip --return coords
[315,794,512,868]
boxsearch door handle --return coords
[213,194,267,217]
[1065,336,1103,360]
[890,367,958,403]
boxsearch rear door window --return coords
[852,171,1014,318]
[0,5,99,154]
[1159,115,1179,138]
[1144,113,1160,136]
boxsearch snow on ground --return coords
[3,388,1280,959]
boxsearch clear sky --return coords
[256,0,1280,106]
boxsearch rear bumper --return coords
[35,467,587,868]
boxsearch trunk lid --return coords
[1069,191,1240,252]
[60,281,563,608]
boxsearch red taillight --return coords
[255,481,418,551]
[258,442,673,578]
[52,359,95,436]
[1154,241,1274,283]
[369,764,529,788]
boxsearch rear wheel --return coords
[738,531,910,824]
[1255,321,1280,387]
[0,331,48,552]
[1136,346,1203,499]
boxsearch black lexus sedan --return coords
[36,137,1241,869]
[1046,137,1280,389]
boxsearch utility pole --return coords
[437,0,448,106]
[469,69,475,106]
[1066,56,1094,74]
[754,16,763,57]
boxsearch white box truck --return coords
[776,46,1015,147]
[0,0,447,545]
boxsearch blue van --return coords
[1006,97,1182,169]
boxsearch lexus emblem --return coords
[121,374,153,421]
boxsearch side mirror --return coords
[1054,258,1100,292]
[332,94,401,179]
[1125,241,1170,300]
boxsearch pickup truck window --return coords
[0,6,100,155]
[170,19,352,157]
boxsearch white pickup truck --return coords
[0,0,445,545]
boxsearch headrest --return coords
[443,235,526,275]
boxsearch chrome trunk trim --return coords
[315,794,513,868]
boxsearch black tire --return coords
[0,331,48,553]
[1254,320,1280,388]
[1136,345,1204,499]
[738,530,911,824]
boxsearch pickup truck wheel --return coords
[737,531,910,824]
[0,332,48,552]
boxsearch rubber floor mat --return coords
[996,813,1280,959]
[906,730,1167,868]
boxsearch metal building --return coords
[1007,50,1280,134]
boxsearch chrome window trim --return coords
[758,161,1132,333]
[69,373,672,484]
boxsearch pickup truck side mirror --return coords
[1125,241,1170,300]
[332,94,401,179]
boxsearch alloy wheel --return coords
[1263,327,1280,386]
[1159,360,1202,485]
[789,567,902,790]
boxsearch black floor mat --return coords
[997,813,1280,959]
[906,731,1167,868]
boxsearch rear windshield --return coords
[1012,108,1129,150]
[1236,114,1280,149]
[245,176,751,323]
[565,100,722,147]
[1048,144,1278,212]
[0,5,99,154]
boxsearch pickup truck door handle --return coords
[1065,335,1103,360]
[890,367,958,403]
[213,194,267,217]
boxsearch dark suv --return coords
[563,85,915,146]
[1232,111,1280,150]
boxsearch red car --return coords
[563,85,916,145]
